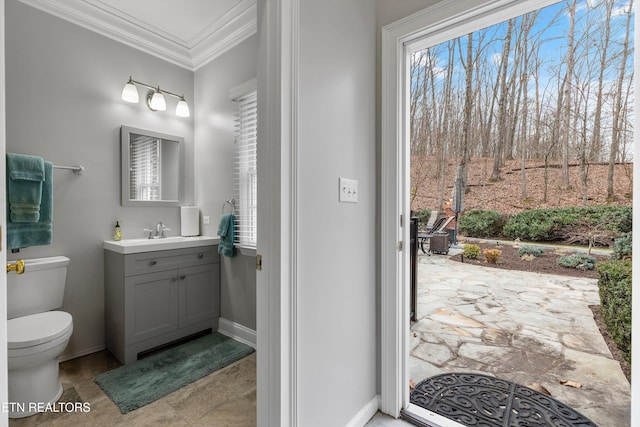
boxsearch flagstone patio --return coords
[410,249,630,427]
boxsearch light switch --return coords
[339,177,358,203]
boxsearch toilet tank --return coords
[7,256,70,319]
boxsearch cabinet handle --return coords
[150,260,157,266]
[171,276,178,282]
[180,275,186,280]
[198,253,204,259]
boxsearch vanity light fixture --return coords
[121,76,190,117]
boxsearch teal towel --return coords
[7,153,45,222]
[7,161,53,249]
[217,214,236,257]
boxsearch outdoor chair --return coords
[424,210,439,233]
[418,216,454,255]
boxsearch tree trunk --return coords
[560,0,576,190]
[607,0,633,200]
[491,19,514,182]
[459,33,474,192]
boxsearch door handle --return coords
[7,260,25,275]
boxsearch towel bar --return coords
[221,198,236,214]
[53,164,84,175]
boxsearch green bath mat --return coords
[95,332,254,414]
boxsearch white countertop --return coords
[103,236,220,254]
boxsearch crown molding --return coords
[192,2,257,70]
[17,0,257,71]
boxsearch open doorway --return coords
[380,0,635,425]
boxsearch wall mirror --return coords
[121,125,184,206]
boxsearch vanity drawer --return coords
[124,246,218,276]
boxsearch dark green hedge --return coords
[502,206,632,241]
[458,209,506,238]
[612,232,632,260]
[597,260,632,364]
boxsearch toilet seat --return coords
[8,311,73,349]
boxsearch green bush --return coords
[462,244,481,259]
[503,206,632,241]
[597,260,632,363]
[611,232,632,260]
[413,209,433,227]
[557,253,596,270]
[458,210,506,238]
[518,245,544,258]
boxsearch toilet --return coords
[7,256,73,419]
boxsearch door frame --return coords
[256,0,299,425]
[0,1,7,425]
[380,0,570,418]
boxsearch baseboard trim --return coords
[346,395,381,427]
[218,317,257,349]
[59,344,106,363]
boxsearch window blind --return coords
[130,136,161,201]
[234,90,258,247]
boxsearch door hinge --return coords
[256,254,263,271]
[400,214,403,227]
[397,241,403,251]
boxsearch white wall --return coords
[194,35,258,330]
[296,0,377,424]
[4,1,194,359]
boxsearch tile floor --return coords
[7,349,411,427]
[9,350,257,427]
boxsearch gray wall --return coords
[194,35,258,331]
[5,0,194,359]
[296,0,377,424]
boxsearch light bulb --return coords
[176,97,190,117]
[121,79,139,103]
[148,89,166,111]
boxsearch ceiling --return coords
[17,0,257,70]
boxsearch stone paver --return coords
[410,250,630,427]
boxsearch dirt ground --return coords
[411,157,633,215]
[449,240,608,279]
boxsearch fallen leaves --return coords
[528,383,551,395]
[527,379,583,396]
[560,380,582,389]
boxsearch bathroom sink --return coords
[103,236,220,254]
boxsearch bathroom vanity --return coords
[103,236,220,364]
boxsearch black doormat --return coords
[409,373,598,426]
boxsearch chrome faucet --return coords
[144,222,171,239]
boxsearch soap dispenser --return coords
[114,221,122,241]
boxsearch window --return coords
[233,83,258,248]
[130,136,161,201]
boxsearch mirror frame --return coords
[121,125,184,207]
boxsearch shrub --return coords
[557,253,596,271]
[413,209,433,227]
[462,244,481,259]
[611,232,632,260]
[597,260,632,363]
[483,248,502,264]
[503,206,632,242]
[518,245,544,258]
[458,210,506,238]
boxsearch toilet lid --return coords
[8,311,73,349]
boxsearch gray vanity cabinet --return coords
[104,245,220,364]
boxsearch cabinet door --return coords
[125,270,179,343]
[178,263,219,328]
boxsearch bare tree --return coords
[560,0,577,190]
[491,18,514,181]
[607,0,633,201]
